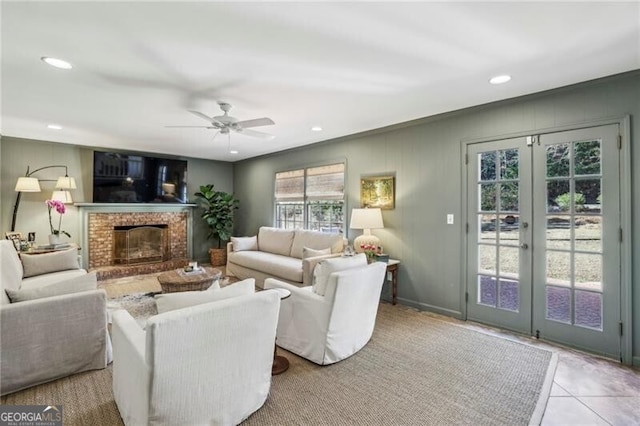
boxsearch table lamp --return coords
[349,208,384,253]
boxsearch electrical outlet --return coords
[447,214,454,225]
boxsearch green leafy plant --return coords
[194,184,239,248]
[555,192,584,212]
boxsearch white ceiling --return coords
[2,2,639,162]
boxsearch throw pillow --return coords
[257,227,295,256]
[312,253,367,296]
[302,246,331,259]
[21,248,80,278]
[6,272,97,303]
[231,236,258,252]
[155,278,255,314]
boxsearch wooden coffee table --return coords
[157,267,222,293]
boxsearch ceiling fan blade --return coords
[236,117,275,128]
[165,125,215,128]
[237,128,275,139]
[188,110,214,122]
[188,110,225,127]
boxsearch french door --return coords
[466,125,621,359]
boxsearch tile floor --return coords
[429,312,640,425]
[542,350,640,425]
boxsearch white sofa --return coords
[0,240,111,395]
[226,226,347,288]
[112,284,280,426]
[265,254,387,365]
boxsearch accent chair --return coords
[111,289,280,426]
[0,240,111,395]
[265,255,387,365]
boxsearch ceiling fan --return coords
[167,102,275,140]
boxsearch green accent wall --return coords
[232,71,640,363]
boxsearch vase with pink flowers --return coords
[46,199,70,245]
[360,243,378,264]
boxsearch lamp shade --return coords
[15,177,42,192]
[55,176,77,189]
[51,190,73,204]
[349,208,384,230]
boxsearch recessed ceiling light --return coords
[47,124,63,130]
[41,57,73,70]
[489,75,511,85]
[229,150,239,155]
[311,126,323,132]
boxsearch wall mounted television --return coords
[93,151,188,203]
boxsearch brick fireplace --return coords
[77,204,195,280]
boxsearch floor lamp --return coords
[11,165,77,232]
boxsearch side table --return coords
[386,260,400,305]
[270,288,291,375]
[21,243,80,255]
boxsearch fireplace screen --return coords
[113,225,169,265]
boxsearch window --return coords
[275,163,345,233]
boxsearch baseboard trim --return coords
[396,298,463,320]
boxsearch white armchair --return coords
[1,240,110,396]
[265,259,387,365]
[112,289,280,426]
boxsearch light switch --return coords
[447,214,454,225]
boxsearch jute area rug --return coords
[2,275,556,426]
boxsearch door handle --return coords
[520,243,529,249]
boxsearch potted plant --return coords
[194,184,239,266]
[46,199,71,245]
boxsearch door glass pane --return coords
[546,251,571,287]
[478,275,497,307]
[575,253,602,292]
[500,182,519,211]
[575,179,601,213]
[499,246,519,278]
[480,152,497,181]
[479,214,496,242]
[547,180,570,212]
[546,215,571,250]
[479,183,497,211]
[575,290,603,330]
[546,143,570,177]
[498,214,519,246]
[478,244,496,274]
[499,149,519,179]
[574,216,602,253]
[546,286,571,323]
[498,279,519,312]
[574,140,601,176]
